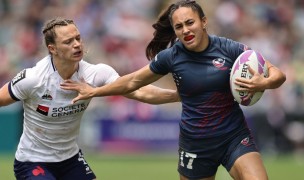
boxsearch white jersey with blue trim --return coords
[9,55,119,162]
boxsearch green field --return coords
[1,153,303,179]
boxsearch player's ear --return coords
[48,44,57,55]
[201,16,207,29]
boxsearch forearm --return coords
[126,85,180,104]
[93,73,137,97]
[92,65,162,98]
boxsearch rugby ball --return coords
[230,50,268,106]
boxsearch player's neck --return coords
[52,57,79,80]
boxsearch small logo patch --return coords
[241,137,250,146]
[36,105,49,116]
[12,69,26,85]
[32,166,45,176]
[213,58,227,70]
[42,90,53,100]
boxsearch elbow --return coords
[268,68,287,89]
[282,72,287,83]
[273,72,287,89]
[279,72,287,87]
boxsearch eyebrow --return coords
[174,18,194,26]
[61,34,81,42]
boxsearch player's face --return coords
[172,7,207,52]
[51,24,84,63]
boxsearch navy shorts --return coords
[14,150,96,180]
[178,128,258,179]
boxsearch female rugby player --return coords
[61,1,286,179]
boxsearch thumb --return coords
[72,96,81,104]
[247,65,256,75]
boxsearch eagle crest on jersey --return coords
[12,69,26,85]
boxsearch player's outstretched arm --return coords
[61,65,180,104]
[60,79,180,104]
[125,84,180,104]
[0,83,17,107]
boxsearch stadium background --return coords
[0,0,303,179]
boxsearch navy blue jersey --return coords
[150,35,250,139]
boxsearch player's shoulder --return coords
[11,56,52,86]
[78,60,119,86]
[210,35,237,46]
[209,35,246,54]
[156,41,182,61]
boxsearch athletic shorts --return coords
[178,128,258,179]
[14,150,96,180]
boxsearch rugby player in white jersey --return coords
[0,17,179,180]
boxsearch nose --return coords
[73,39,81,47]
[182,26,190,35]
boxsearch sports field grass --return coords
[1,153,303,179]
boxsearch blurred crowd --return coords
[0,0,303,153]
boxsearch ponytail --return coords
[145,4,176,60]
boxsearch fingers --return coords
[60,84,76,90]
[60,79,90,104]
[234,81,253,101]
[72,95,86,104]
[72,97,80,104]
[60,80,81,90]
[242,92,255,101]
[235,65,256,83]
[247,65,256,75]
[234,66,258,101]
[60,84,79,91]
[234,79,251,90]
[234,83,255,101]
[235,86,249,92]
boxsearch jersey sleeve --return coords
[90,64,120,87]
[226,38,251,62]
[9,69,37,101]
[149,49,173,75]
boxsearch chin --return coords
[184,45,196,52]
[70,57,81,63]
[74,55,83,61]
[183,41,196,51]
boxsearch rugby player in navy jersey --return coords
[0,17,180,180]
[61,1,286,179]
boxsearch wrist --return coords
[90,88,98,98]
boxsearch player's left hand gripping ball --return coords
[230,50,268,106]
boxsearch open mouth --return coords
[73,50,82,56]
[184,35,195,41]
